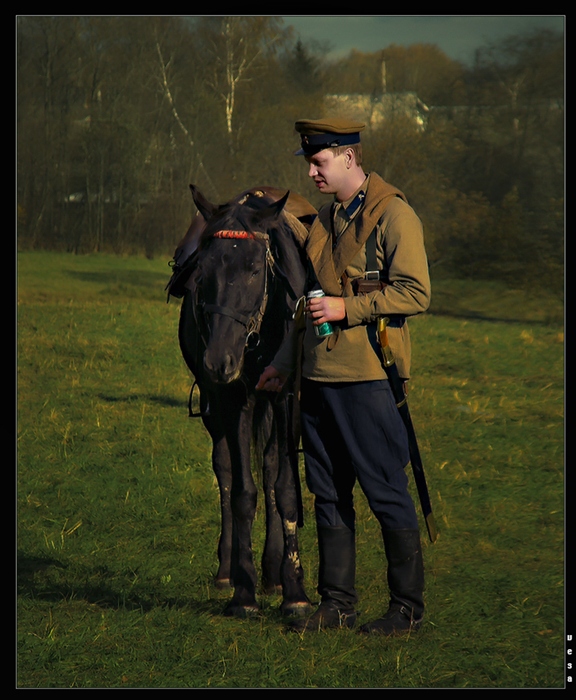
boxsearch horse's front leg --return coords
[210,433,234,590]
[222,402,260,618]
[200,390,234,591]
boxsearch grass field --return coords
[17,251,565,688]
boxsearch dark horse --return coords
[170,185,315,618]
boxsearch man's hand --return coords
[256,365,287,393]
[306,295,346,326]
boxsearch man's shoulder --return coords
[376,195,422,240]
[366,172,406,201]
[382,195,413,215]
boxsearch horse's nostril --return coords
[204,350,242,384]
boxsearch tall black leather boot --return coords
[290,525,357,632]
[359,529,424,636]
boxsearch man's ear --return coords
[345,147,355,168]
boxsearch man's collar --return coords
[335,175,370,219]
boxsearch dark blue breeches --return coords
[300,378,419,532]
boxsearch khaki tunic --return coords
[276,172,431,381]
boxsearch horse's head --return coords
[190,186,301,385]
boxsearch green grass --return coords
[17,251,565,688]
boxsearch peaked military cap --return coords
[294,118,366,156]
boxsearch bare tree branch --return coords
[155,37,218,197]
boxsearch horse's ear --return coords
[275,190,290,213]
[190,184,216,221]
[255,190,290,222]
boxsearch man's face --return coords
[305,148,349,199]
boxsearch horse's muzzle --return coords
[203,347,244,385]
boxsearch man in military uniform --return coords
[256,118,431,635]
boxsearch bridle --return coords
[195,229,276,351]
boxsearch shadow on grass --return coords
[17,551,223,616]
[66,269,169,289]
[97,393,185,408]
[64,268,172,302]
[428,308,562,326]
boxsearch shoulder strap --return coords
[366,229,378,273]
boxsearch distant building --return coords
[324,91,429,131]
[323,60,429,131]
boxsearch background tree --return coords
[448,28,564,295]
[189,16,292,191]
[16,18,563,298]
[17,16,84,249]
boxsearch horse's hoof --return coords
[214,577,233,591]
[222,602,260,619]
[280,600,315,619]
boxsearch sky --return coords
[281,15,565,65]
